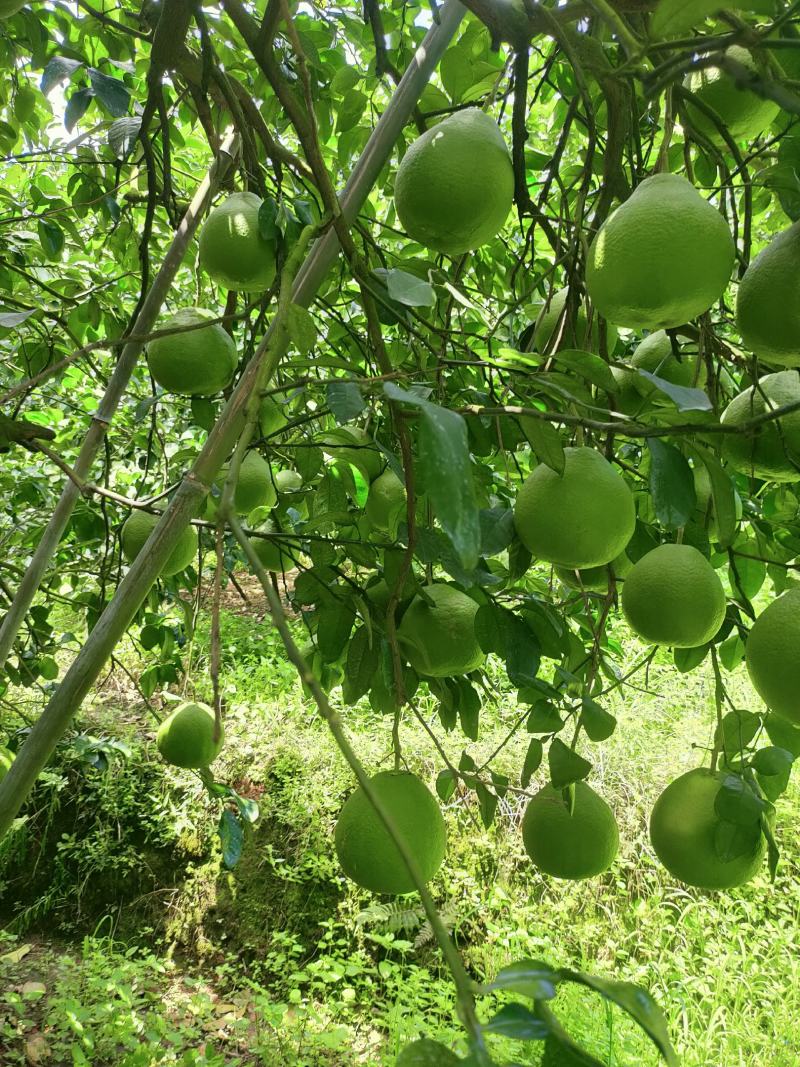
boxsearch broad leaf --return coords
[647,439,696,529]
[548,738,591,788]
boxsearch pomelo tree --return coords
[1,0,800,1062]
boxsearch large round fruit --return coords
[622,543,726,647]
[532,287,618,354]
[251,524,300,572]
[156,701,224,769]
[395,1038,460,1067]
[514,447,635,569]
[365,469,406,532]
[146,307,237,397]
[521,781,619,880]
[198,192,277,291]
[555,552,632,593]
[586,173,735,330]
[630,330,706,397]
[121,511,198,577]
[394,108,513,255]
[720,371,800,481]
[334,770,446,895]
[0,746,13,781]
[214,451,276,516]
[649,768,766,889]
[397,584,485,678]
[259,395,289,437]
[685,46,780,144]
[736,223,800,367]
[745,589,800,723]
[321,427,384,482]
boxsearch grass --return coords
[2,596,800,1065]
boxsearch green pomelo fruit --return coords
[365,469,406,533]
[736,222,800,367]
[146,307,237,397]
[320,427,384,482]
[533,287,618,354]
[745,589,800,723]
[334,770,446,895]
[650,768,766,889]
[0,0,25,16]
[121,511,198,577]
[514,446,635,569]
[630,330,706,397]
[521,781,619,880]
[251,525,300,572]
[259,395,289,437]
[394,108,513,255]
[395,1038,460,1067]
[213,451,277,516]
[685,46,780,144]
[397,584,485,678]
[622,543,726,647]
[586,173,735,329]
[720,371,800,481]
[0,745,13,781]
[156,701,224,769]
[198,192,277,292]
[273,469,303,494]
[555,552,632,593]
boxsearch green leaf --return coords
[316,601,356,662]
[88,68,130,117]
[521,737,543,788]
[557,970,679,1067]
[64,87,93,132]
[479,508,515,557]
[548,738,591,789]
[287,304,317,354]
[108,116,141,159]
[326,382,365,424]
[342,627,379,705]
[0,309,37,328]
[694,447,738,548]
[190,397,215,431]
[673,643,709,673]
[218,809,244,869]
[580,697,617,742]
[651,0,724,39]
[714,709,760,756]
[384,268,435,307]
[714,817,763,863]
[336,88,367,133]
[714,774,767,826]
[483,1003,550,1040]
[647,439,696,530]
[552,349,617,392]
[637,370,712,412]
[475,781,498,829]
[41,56,83,96]
[484,958,559,1001]
[519,416,565,474]
[526,701,563,734]
[385,384,480,569]
[37,219,64,260]
[436,769,457,803]
[718,631,745,671]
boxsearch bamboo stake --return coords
[0,130,241,669]
[0,0,466,837]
